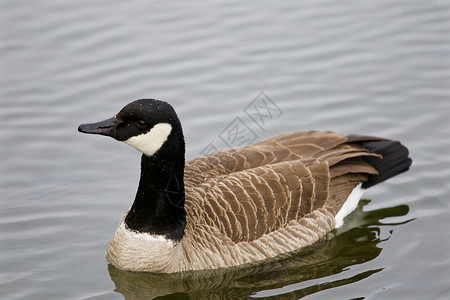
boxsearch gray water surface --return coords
[2,1,450,299]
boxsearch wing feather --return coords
[184,130,380,244]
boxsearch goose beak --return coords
[78,117,120,138]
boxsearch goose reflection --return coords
[108,200,412,299]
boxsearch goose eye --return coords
[137,120,147,129]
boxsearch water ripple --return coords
[2,0,450,299]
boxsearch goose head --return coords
[78,99,184,158]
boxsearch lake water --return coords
[1,0,450,299]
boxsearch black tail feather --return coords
[360,140,412,189]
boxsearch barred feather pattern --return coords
[107,131,381,272]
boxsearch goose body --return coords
[79,99,411,273]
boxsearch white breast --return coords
[106,221,178,272]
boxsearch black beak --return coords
[78,117,120,138]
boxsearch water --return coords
[1,0,450,299]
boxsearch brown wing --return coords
[185,131,379,243]
[184,131,346,183]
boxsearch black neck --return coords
[124,132,186,241]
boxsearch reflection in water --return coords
[108,200,411,299]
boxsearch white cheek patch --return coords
[123,123,172,157]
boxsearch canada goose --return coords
[78,99,411,273]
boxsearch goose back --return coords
[159,131,382,271]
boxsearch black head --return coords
[78,99,184,157]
